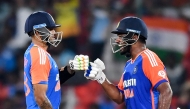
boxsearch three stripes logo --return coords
[144,50,158,67]
[37,48,46,65]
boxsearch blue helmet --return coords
[25,11,60,33]
[25,11,63,47]
[110,17,148,53]
[111,16,148,39]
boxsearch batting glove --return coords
[69,55,89,70]
[84,58,106,84]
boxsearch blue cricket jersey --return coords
[24,43,61,109]
[117,49,169,109]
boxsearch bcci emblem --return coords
[133,66,138,74]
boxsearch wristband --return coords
[59,66,75,84]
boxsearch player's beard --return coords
[120,45,131,57]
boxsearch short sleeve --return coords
[116,74,124,94]
[142,50,169,89]
[30,47,51,84]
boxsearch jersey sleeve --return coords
[30,47,51,84]
[142,50,169,89]
[116,74,124,94]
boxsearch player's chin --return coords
[120,47,131,57]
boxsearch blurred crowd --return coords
[0,0,190,109]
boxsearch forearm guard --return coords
[59,66,75,85]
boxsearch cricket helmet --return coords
[24,11,62,47]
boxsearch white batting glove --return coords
[94,58,105,70]
[69,55,89,70]
[84,58,106,84]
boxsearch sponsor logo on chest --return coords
[123,78,136,88]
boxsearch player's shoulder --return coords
[29,45,51,65]
[141,49,159,57]
[30,45,47,55]
[30,45,39,55]
[140,49,163,67]
[29,45,49,61]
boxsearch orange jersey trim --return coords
[30,46,51,84]
[117,74,124,90]
[141,49,169,87]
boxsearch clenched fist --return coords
[69,55,89,70]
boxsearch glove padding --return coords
[94,58,105,70]
[84,58,106,84]
[69,55,89,70]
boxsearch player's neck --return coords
[131,44,146,60]
[32,37,48,51]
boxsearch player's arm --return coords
[30,47,53,109]
[59,55,89,84]
[101,80,124,104]
[33,84,53,109]
[84,58,124,104]
[58,54,90,85]
[59,65,75,84]
[157,82,172,109]
[142,52,173,109]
